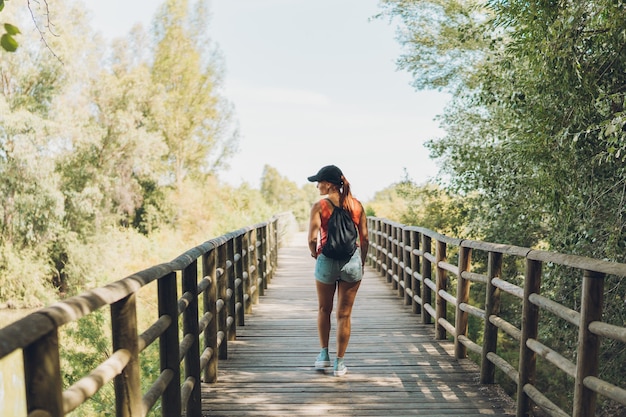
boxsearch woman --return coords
[307,165,369,376]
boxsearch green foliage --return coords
[260,165,315,229]
[169,176,275,244]
[61,310,114,416]
[0,244,55,308]
[132,178,173,235]
[1,23,19,52]
[368,176,471,237]
[0,0,20,52]
[377,0,492,93]
[366,184,409,221]
[0,0,247,303]
[150,0,238,191]
[0,154,64,249]
[380,0,626,414]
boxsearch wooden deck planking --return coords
[201,233,515,417]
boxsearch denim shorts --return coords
[314,248,362,284]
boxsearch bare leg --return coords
[316,280,336,349]
[336,280,361,358]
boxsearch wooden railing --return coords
[367,217,626,417]
[0,212,295,417]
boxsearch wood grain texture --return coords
[202,233,515,417]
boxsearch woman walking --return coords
[307,165,369,376]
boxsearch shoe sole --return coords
[334,367,348,376]
[315,360,331,369]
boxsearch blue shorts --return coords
[314,248,363,284]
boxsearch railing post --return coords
[251,228,262,298]
[244,230,258,307]
[203,249,218,384]
[111,293,142,417]
[374,219,383,272]
[393,225,401,293]
[380,222,387,279]
[573,269,605,417]
[369,219,381,274]
[265,222,273,285]
[365,218,372,267]
[384,222,393,283]
[217,242,229,360]
[421,234,432,325]
[159,271,181,416]
[455,245,472,359]
[264,223,273,285]
[258,225,268,291]
[481,251,502,384]
[182,260,202,417]
[227,237,239,339]
[377,218,384,273]
[517,259,542,417]
[410,229,422,315]
[435,240,448,340]
[23,329,63,417]
[271,219,278,276]
[403,228,412,306]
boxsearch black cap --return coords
[307,165,343,185]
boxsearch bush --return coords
[0,243,55,308]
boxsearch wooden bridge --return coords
[1,213,626,417]
[200,231,514,416]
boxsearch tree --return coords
[0,0,78,249]
[150,0,238,193]
[380,0,626,253]
[368,175,469,238]
[379,0,626,411]
[58,31,170,236]
[1,0,64,56]
[260,165,315,227]
[0,0,103,301]
[377,0,492,94]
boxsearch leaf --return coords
[1,33,18,52]
[0,0,4,12]
[605,123,616,136]
[4,23,20,36]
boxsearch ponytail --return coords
[339,175,357,213]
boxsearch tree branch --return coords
[28,0,62,63]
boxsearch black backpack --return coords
[322,198,358,260]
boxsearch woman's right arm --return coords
[308,201,322,258]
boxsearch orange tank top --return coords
[318,198,362,254]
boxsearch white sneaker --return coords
[333,358,348,376]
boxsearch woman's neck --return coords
[326,190,341,206]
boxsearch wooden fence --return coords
[367,217,626,417]
[0,213,294,417]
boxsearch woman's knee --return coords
[336,309,352,321]
[318,304,333,315]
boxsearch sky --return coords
[87,0,450,201]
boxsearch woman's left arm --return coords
[357,204,369,266]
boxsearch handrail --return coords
[367,217,626,417]
[0,212,295,417]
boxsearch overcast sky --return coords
[87,0,450,200]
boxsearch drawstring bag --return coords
[322,199,358,260]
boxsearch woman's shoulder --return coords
[348,196,363,210]
[314,198,333,207]
[312,198,333,213]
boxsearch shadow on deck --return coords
[201,232,515,416]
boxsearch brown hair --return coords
[338,175,358,214]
